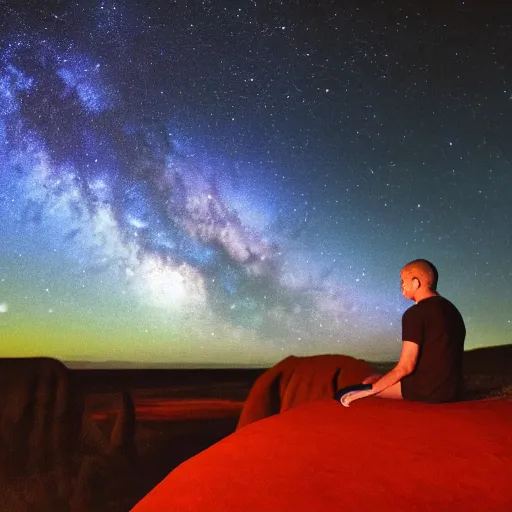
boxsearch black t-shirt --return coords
[400,295,466,403]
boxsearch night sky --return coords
[1,0,510,367]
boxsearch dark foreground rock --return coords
[0,358,138,512]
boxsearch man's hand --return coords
[340,388,374,407]
[340,342,419,406]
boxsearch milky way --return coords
[0,1,510,366]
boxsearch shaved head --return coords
[402,259,438,291]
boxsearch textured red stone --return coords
[237,354,373,428]
[133,396,512,512]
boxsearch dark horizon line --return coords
[64,360,275,370]
[62,343,510,370]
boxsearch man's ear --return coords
[413,277,420,288]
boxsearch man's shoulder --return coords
[415,296,464,325]
[421,295,460,313]
[403,296,446,318]
[402,302,420,320]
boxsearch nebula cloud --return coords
[0,28,393,361]
[14,2,512,364]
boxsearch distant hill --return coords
[63,360,273,370]
[63,344,511,371]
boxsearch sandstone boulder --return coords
[237,354,373,429]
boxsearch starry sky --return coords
[0,0,510,367]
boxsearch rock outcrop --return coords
[237,354,373,429]
[132,396,512,512]
[0,357,137,512]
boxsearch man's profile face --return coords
[400,269,417,301]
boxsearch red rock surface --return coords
[133,396,512,512]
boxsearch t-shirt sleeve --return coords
[402,306,423,345]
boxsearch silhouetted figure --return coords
[340,259,466,406]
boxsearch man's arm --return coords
[340,341,419,405]
[369,341,419,395]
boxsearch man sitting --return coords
[340,259,466,406]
